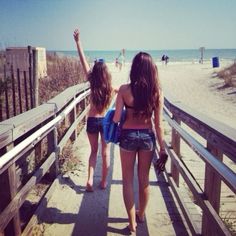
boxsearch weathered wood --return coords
[22,178,60,236]
[28,66,34,109]
[11,65,16,116]
[69,106,77,142]
[202,143,223,236]
[164,171,201,236]
[17,69,22,114]
[47,83,89,112]
[163,111,236,194]
[1,103,56,143]
[8,163,21,236]
[47,128,58,179]
[165,143,203,235]
[58,105,89,149]
[32,49,38,107]
[0,152,56,232]
[165,141,232,236]
[0,125,13,151]
[28,46,34,109]
[0,93,2,122]
[23,71,29,111]
[4,65,9,119]
[0,143,20,236]
[171,116,181,186]
[164,97,236,162]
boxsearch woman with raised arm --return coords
[73,29,114,191]
[113,52,167,233]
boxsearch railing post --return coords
[47,126,59,179]
[202,142,223,236]
[69,103,77,142]
[0,145,21,236]
[171,116,181,186]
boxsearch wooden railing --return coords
[161,93,236,236]
[0,83,235,236]
[0,82,90,235]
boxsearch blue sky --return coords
[0,0,236,50]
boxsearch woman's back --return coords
[120,84,152,129]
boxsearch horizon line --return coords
[50,47,236,51]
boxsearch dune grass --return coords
[217,63,236,87]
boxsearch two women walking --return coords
[74,29,167,234]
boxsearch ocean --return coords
[54,49,236,63]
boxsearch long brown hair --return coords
[130,52,160,118]
[88,61,112,113]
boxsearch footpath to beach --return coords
[26,62,235,235]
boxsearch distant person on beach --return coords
[74,28,116,192]
[113,52,167,233]
[165,55,169,65]
[161,54,165,64]
[122,48,126,66]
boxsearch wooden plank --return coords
[32,49,39,107]
[171,116,180,186]
[4,65,10,119]
[1,103,56,142]
[0,124,13,149]
[165,143,232,236]
[8,163,21,235]
[23,71,29,111]
[28,46,34,109]
[0,169,15,236]
[47,82,89,112]
[58,105,89,150]
[11,65,16,116]
[0,152,56,232]
[69,107,77,142]
[17,69,22,114]
[164,172,201,235]
[22,178,60,236]
[202,143,223,236]
[47,129,58,180]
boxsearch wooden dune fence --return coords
[0,46,37,122]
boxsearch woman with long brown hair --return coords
[113,52,167,233]
[74,29,114,192]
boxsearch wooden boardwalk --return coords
[24,127,194,236]
[1,65,235,236]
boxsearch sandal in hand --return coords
[154,151,168,175]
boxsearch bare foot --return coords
[136,210,145,223]
[127,223,137,233]
[86,183,94,192]
[100,181,107,190]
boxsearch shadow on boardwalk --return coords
[27,129,189,236]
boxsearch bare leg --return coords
[86,132,99,191]
[120,148,137,232]
[137,150,154,220]
[100,133,110,189]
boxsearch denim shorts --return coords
[86,117,104,134]
[119,129,156,152]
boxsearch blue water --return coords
[53,49,236,63]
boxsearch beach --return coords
[108,60,236,129]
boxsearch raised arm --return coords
[73,29,90,76]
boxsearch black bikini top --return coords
[124,102,134,109]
